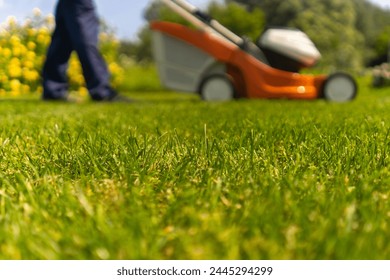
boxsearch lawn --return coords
[0,77,389,260]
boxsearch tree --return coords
[353,0,390,64]
[233,0,365,71]
[375,26,390,61]
[209,1,264,41]
[119,27,154,64]
[123,0,389,69]
[291,0,364,71]
[125,0,265,62]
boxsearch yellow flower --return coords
[27,28,36,37]
[2,48,12,58]
[23,69,39,82]
[10,57,20,64]
[8,65,22,78]
[79,87,89,97]
[22,84,31,93]
[27,41,36,51]
[109,62,120,73]
[23,60,35,69]
[16,45,27,56]
[73,74,85,85]
[9,35,21,46]
[12,46,21,57]
[36,34,46,44]
[25,51,36,61]
[0,74,8,84]
[38,27,49,36]
[10,79,21,91]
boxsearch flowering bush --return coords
[0,9,124,97]
[373,63,390,88]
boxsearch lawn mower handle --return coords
[161,0,267,62]
[161,0,244,47]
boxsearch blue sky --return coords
[0,0,388,39]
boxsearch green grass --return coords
[118,63,163,92]
[0,78,389,260]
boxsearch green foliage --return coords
[353,0,390,63]
[234,0,365,71]
[375,26,390,57]
[291,0,364,71]
[129,0,390,68]
[120,27,154,63]
[0,78,389,260]
[208,1,264,41]
[127,0,264,62]
[117,63,162,92]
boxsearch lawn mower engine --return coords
[257,28,321,73]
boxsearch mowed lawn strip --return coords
[0,80,389,259]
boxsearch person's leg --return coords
[42,1,73,100]
[63,0,117,101]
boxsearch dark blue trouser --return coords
[42,0,115,100]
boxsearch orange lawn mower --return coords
[150,0,358,102]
